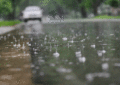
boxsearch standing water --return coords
[28,21,120,85]
[1,21,120,85]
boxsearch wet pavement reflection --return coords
[0,20,120,85]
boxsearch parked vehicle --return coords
[21,6,43,22]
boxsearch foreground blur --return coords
[0,20,120,85]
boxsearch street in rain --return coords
[0,0,120,85]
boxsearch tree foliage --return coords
[0,0,119,20]
[105,0,119,8]
[0,0,12,15]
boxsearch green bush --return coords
[93,15,120,19]
[0,20,21,27]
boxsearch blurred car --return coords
[21,6,43,22]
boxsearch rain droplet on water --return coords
[75,51,82,57]
[53,51,60,58]
[69,62,73,65]
[86,72,110,82]
[49,63,55,67]
[97,51,103,57]
[91,44,95,48]
[62,37,67,41]
[102,63,109,71]
[78,57,86,63]
[56,67,72,73]
[114,63,120,67]
[21,35,24,39]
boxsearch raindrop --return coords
[44,36,47,41]
[17,43,21,48]
[75,51,82,57]
[68,38,74,43]
[34,51,38,55]
[21,35,24,39]
[110,34,114,36]
[101,58,109,61]
[86,72,110,82]
[96,72,110,78]
[69,62,73,65]
[53,51,60,58]
[86,74,94,82]
[56,67,72,73]
[81,39,85,42]
[41,44,43,47]
[67,43,70,48]
[31,64,35,68]
[49,43,52,52]
[78,57,86,63]
[27,42,31,46]
[102,50,106,54]
[31,38,33,41]
[85,33,87,36]
[62,37,67,41]
[11,42,13,44]
[102,63,109,71]
[49,63,55,67]
[97,51,103,57]
[91,44,95,48]
[111,49,115,51]
[13,43,17,47]
[22,42,25,49]
[114,63,120,67]
[96,36,99,39]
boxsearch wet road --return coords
[1,20,120,85]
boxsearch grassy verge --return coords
[0,20,21,27]
[93,15,120,19]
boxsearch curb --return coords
[0,23,24,35]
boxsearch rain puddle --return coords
[29,22,120,85]
[1,21,120,85]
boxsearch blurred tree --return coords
[9,0,24,19]
[0,0,26,20]
[56,0,87,18]
[105,0,119,8]
[83,0,104,16]
[0,0,12,19]
[41,0,67,18]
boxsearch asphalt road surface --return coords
[1,20,120,85]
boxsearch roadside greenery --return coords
[0,0,120,20]
[93,15,120,19]
[0,20,21,27]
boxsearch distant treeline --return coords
[0,0,119,20]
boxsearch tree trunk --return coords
[80,6,87,18]
[93,7,98,16]
[77,0,87,18]
[12,0,16,20]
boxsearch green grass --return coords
[0,20,21,27]
[93,15,120,19]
